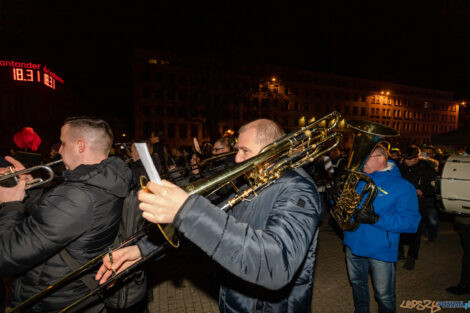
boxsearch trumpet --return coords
[12,111,343,313]
[0,159,63,189]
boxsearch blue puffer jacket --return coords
[173,168,321,313]
[343,161,421,262]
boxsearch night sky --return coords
[2,1,469,117]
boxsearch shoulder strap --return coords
[59,249,99,291]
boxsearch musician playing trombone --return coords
[97,119,322,313]
[0,117,133,313]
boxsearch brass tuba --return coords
[330,120,399,231]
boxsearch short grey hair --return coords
[374,145,389,160]
[239,119,285,148]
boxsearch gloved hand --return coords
[355,210,380,224]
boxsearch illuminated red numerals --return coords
[12,67,56,89]
[13,68,34,82]
[13,68,24,81]
[25,69,33,81]
[43,73,56,89]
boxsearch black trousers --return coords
[0,281,5,313]
[399,221,424,260]
[460,226,470,284]
[399,202,434,260]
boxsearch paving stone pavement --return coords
[147,217,469,313]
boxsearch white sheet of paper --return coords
[134,142,162,184]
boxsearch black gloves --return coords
[355,210,380,224]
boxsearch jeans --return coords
[420,205,439,241]
[346,247,396,313]
[425,206,439,241]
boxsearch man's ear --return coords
[77,138,86,153]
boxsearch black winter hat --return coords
[403,145,421,160]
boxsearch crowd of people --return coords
[0,117,468,313]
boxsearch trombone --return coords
[0,159,63,189]
[164,151,237,186]
[11,111,343,313]
[197,151,236,168]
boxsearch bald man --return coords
[97,119,321,313]
[0,117,132,312]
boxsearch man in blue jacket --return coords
[343,145,420,313]
[97,119,322,313]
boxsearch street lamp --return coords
[378,90,391,105]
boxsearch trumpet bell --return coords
[0,159,63,189]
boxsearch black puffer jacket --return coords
[398,159,437,208]
[174,168,321,313]
[0,157,132,312]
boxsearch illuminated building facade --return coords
[133,50,459,148]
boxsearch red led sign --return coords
[0,60,64,90]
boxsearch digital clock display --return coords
[12,68,57,89]
[1,60,64,90]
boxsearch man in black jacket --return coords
[97,119,322,313]
[0,117,133,312]
[398,145,437,270]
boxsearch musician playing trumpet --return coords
[97,119,322,313]
[0,117,133,312]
